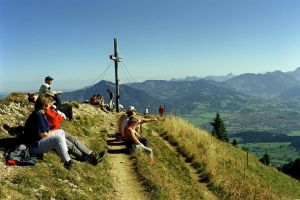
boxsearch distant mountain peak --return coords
[294,67,300,72]
[203,73,236,82]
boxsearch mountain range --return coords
[61,80,162,113]
[16,67,300,164]
[62,68,300,114]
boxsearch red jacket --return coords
[45,107,64,130]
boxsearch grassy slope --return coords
[150,115,300,200]
[1,93,300,200]
[0,94,115,199]
[131,129,206,200]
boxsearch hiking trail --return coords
[106,118,150,200]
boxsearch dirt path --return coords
[107,134,150,200]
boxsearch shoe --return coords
[88,151,105,166]
[64,160,73,170]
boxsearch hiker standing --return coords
[144,107,149,115]
[107,89,114,110]
[159,105,165,117]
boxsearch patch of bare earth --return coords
[106,121,150,200]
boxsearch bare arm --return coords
[140,118,158,124]
[39,131,54,138]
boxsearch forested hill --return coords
[1,93,300,199]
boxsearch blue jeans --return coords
[29,131,71,163]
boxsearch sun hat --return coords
[128,106,136,111]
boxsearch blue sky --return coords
[1,0,300,93]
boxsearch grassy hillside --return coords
[148,116,300,199]
[0,93,115,199]
[1,93,300,199]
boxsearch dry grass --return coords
[1,94,300,199]
[160,115,300,200]
[131,128,206,200]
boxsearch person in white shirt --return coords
[39,76,63,96]
[38,76,73,120]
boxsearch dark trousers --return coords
[138,136,148,147]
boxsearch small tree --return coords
[282,158,300,180]
[210,112,228,142]
[259,153,270,165]
[232,139,238,146]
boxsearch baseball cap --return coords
[45,76,54,81]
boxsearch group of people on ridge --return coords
[89,89,114,112]
[22,76,163,169]
[118,106,158,165]
[25,76,105,169]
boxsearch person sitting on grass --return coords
[27,94,105,166]
[124,116,155,165]
[43,94,105,165]
[119,106,158,146]
[39,76,63,105]
[24,95,73,170]
[38,76,73,120]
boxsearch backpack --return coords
[4,144,37,166]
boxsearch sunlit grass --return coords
[159,115,300,200]
[0,106,114,200]
[131,128,206,200]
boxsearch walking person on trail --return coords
[124,116,155,165]
[107,89,114,110]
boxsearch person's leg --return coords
[30,135,71,163]
[135,144,153,157]
[66,105,73,120]
[52,129,92,160]
[54,129,105,165]
[54,94,62,106]
[138,136,148,147]
[56,104,73,120]
[64,131,92,157]
[125,141,136,154]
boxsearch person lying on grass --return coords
[124,116,155,165]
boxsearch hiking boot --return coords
[87,151,105,166]
[64,160,73,170]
